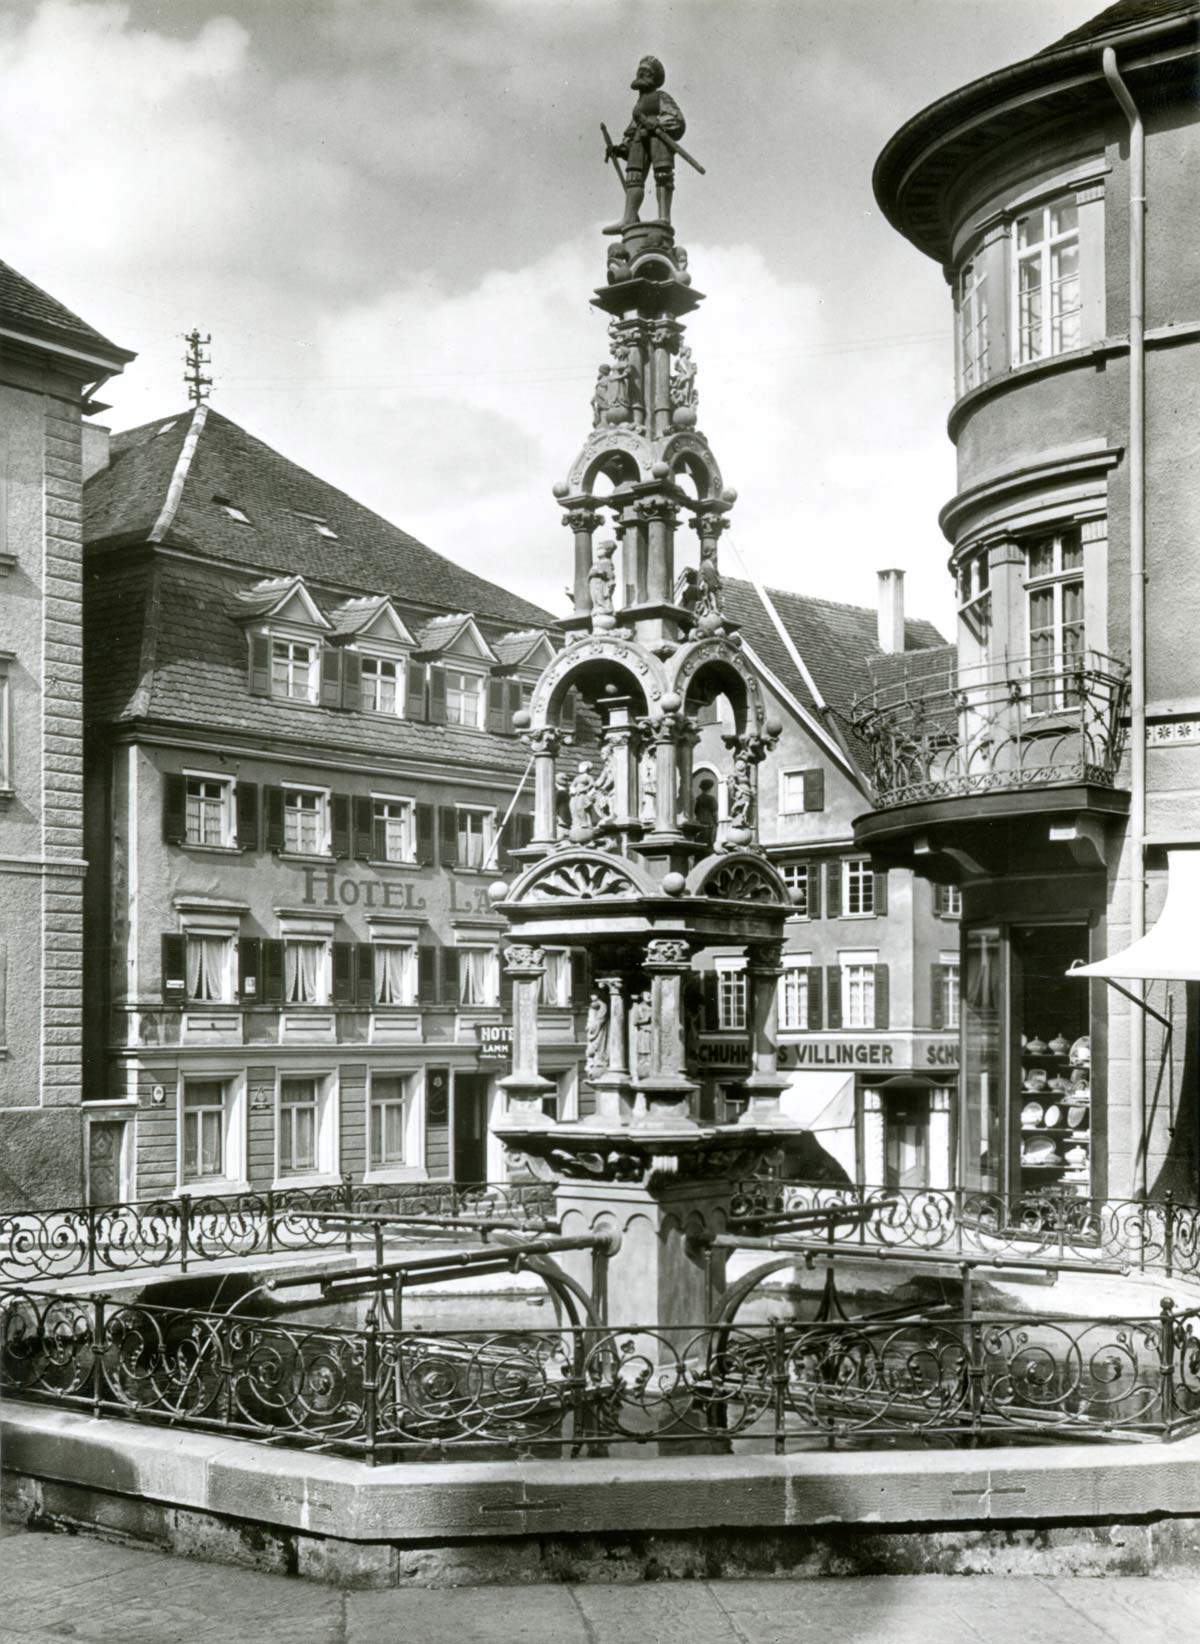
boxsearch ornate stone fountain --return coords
[490,58,800,1327]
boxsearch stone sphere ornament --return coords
[672,405,698,429]
[651,460,670,479]
[660,692,681,713]
[552,481,570,498]
[765,716,784,739]
[487,880,510,904]
[722,487,738,504]
[512,708,531,730]
[662,871,687,897]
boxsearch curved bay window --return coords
[958,253,989,393]
[956,550,991,647]
[1015,197,1081,364]
[1026,527,1084,710]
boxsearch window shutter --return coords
[570,949,589,1007]
[238,936,260,1002]
[321,646,342,707]
[264,786,285,852]
[934,882,947,917]
[161,933,186,1002]
[442,947,460,1006]
[702,970,721,1031]
[930,964,946,1031]
[807,968,823,1030]
[356,943,375,1007]
[825,966,842,1030]
[825,862,842,919]
[407,660,426,720]
[235,781,258,851]
[560,689,577,731]
[332,941,354,1005]
[415,803,435,866]
[487,678,507,734]
[331,793,351,859]
[438,805,458,868]
[249,633,271,696]
[418,946,438,1006]
[162,773,187,844]
[261,938,284,1006]
[342,651,362,712]
[514,811,534,855]
[507,680,523,729]
[807,863,821,919]
[428,665,447,724]
[803,769,825,812]
[499,956,514,1012]
[874,869,888,917]
[874,964,890,1030]
[353,796,373,861]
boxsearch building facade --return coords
[860,0,1200,1203]
[0,259,132,1207]
[692,573,959,1187]
[81,405,590,1206]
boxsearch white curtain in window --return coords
[461,948,493,1005]
[285,941,321,1004]
[374,945,411,1006]
[187,936,227,1002]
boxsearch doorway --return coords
[87,1119,128,1205]
[453,1073,490,1183]
[884,1092,930,1189]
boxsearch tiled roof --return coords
[84,554,540,780]
[327,595,394,637]
[0,257,132,362]
[723,577,947,719]
[1041,0,1198,53]
[491,630,552,667]
[84,406,557,631]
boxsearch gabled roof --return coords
[327,595,416,645]
[491,629,556,669]
[84,405,557,630]
[415,613,497,662]
[232,575,332,629]
[0,256,133,366]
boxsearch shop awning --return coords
[781,1072,855,1131]
[1070,848,1200,983]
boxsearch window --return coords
[362,656,403,716]
[446,668,485,728]
[272,639,318,703]
[279,1077,318,1174]
[779,769,824,815]
[781,862,812,916]
[1015,197,1080,364]
[1026,527,1084,710]
[456,806,495,871]
[284,788,328,855]
[185,776,232,847]
[956,552,991,645]
[844,859,875,916]
[540,948,570,1007]
[284,938,329,1006]
[458,945,499,1007]
[937,883,962,918]
[182,1080,226,1181]
[940,953,961,1031]
[717,965,747,1032]
[0,657,11,794]
[373,942,417,1007]
[842,958,876,1030]
[370,1075,411,1167]
[779,960,810,1031]
[185,934,233,1004]
[958,253,989,391]
[373,797,415,863]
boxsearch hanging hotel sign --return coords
[477,1024,514,1062]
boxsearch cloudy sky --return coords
[0,0,1103,632]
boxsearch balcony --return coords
[851,651,1130,812]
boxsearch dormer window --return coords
[272,639,319,703]
[214,496,252,525]
[446,667,485,729]
[361,655,403,716]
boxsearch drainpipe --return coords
[1102,47,1146,1199]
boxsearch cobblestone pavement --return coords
[1,1525,1197,1643]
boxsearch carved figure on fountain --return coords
[591,365,613,427]
[586,990,610,1081]
[603,56,690,237]
[588,539,618,630]
[630,991,654,1079]
[670,343,698,430]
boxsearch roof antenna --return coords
[183,328,212,407]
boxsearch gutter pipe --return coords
[1102,47,1147,1200]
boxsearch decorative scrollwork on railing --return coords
[850,651,1131,810]
[3,1288,1190,1459]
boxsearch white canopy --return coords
[1071,849,1200,983]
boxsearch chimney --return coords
[81,421,111,482]
[877,568,905,655]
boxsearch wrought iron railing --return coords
[730,1181,1200,1282]
[0,1177,556,1285]
[4,1286,1196,1459]
[850,651,1130,809]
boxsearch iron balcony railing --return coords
[0,1176,555,1285]
[850,650,1130,810]
[4,1286,1197,1460]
